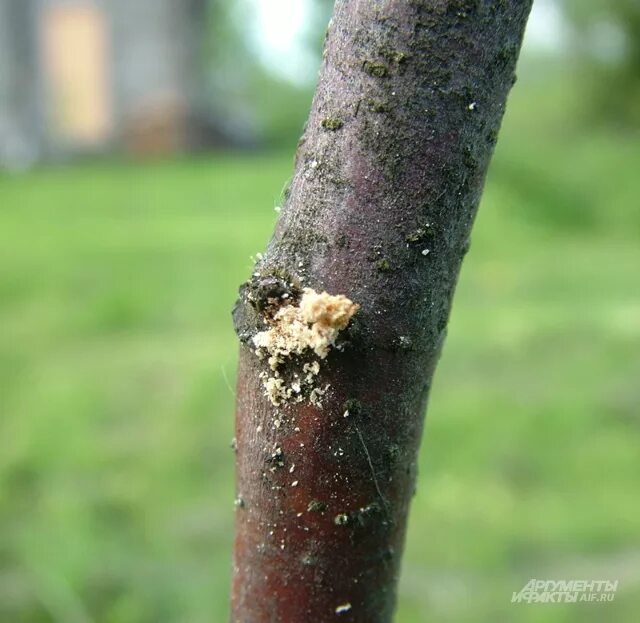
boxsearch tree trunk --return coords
[231,1,532,621]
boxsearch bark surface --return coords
[231,1,532,621]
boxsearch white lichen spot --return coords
[334,513,349,526]
[335,603,352,615]
[253,288,359,406]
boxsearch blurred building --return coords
[0,0,211,168]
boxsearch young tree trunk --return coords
[231,1,532,621]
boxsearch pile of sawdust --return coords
[253,288,359,406]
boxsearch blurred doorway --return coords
[41,3,112,147]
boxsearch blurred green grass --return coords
[1,80,639,622]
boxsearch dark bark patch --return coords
[307,499,328,513]
[266,446,286,469]
[394,336,413,352]
[351,501,383,527]
[248,273,301,317]
[342,398,364,419]
[405,223,434,243]
[446,0,480,19]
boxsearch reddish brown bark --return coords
[231,1,532,621]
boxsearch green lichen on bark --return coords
[363,60,389,77]
[321,117,344,131]
[366,98,389,113]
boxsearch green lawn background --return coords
[1,78,639,622]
